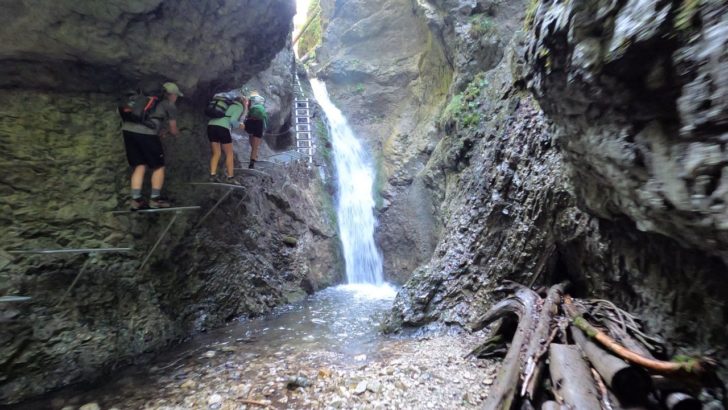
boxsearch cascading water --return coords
[309,79,386,286]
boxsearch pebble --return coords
[79,403,100,410]
[180,380,196,390]
[354,354,367,362]
[202,350,216,358]
[354,381,368,395]
[208,393,222,404]
[367,381,382,393]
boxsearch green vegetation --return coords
[439,73,489,130]
[355,83,365,94]
[470,14,494,37]
[524,0,540,29]
[297,0,323,58]
[674,0,701,31]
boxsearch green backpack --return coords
[248,96,268,129]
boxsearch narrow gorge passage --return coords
[2,0,728,409]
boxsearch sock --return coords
[131,189,142,199]
[151,189,161,199]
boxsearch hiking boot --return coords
[225,176,241,186]
[130,197,149,211]
[150,196,172,209]
[248,160,256,169]
[209,174,220,183]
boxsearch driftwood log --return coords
[572,326,652,404]
[540,401,562,410]
[522,283,566,400]
[548,343,602,409]
[664,392,701,410]
[474,283,541,409]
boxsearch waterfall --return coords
[309,79,385,285]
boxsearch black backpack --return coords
[119,90,160,128]
[205,96,234,118]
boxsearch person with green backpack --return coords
[206,91,247,183]
[243,90,268,169]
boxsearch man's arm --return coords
[167,119,180,136]
[166,101,180,136]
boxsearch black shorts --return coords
[207,125,232,144]
[123,130,165,168]
[244,118,264,138]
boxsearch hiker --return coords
[206,92,246,183]
[243,91,268,169]
[119,82,182,210]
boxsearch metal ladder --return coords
[294,74,314,165]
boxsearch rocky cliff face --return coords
[0,0,345,404]
[316,0,728,371]
[527,0,728,261]
[0,0,293,98]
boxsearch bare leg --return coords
[210,142,222,175]
[249,136,263,161]
[151,166,165,190]
[131,165,146,190]
[222,143,235,177]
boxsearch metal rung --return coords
[0,296,31,303]
[295,97,309,102]
[295,109,310,116]
[190,182,247,190]
[297,140,312,148]
[9,248,133,255]
[296,102,309,108]
[296,117,310,124]
[295,124,311,132]
[297,148,314,155]
[297,132,311,139]
[111,206,201,215]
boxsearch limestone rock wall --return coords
[527,0,728,261]
[373,0,728,372]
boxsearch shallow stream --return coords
[9,285,399,409]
